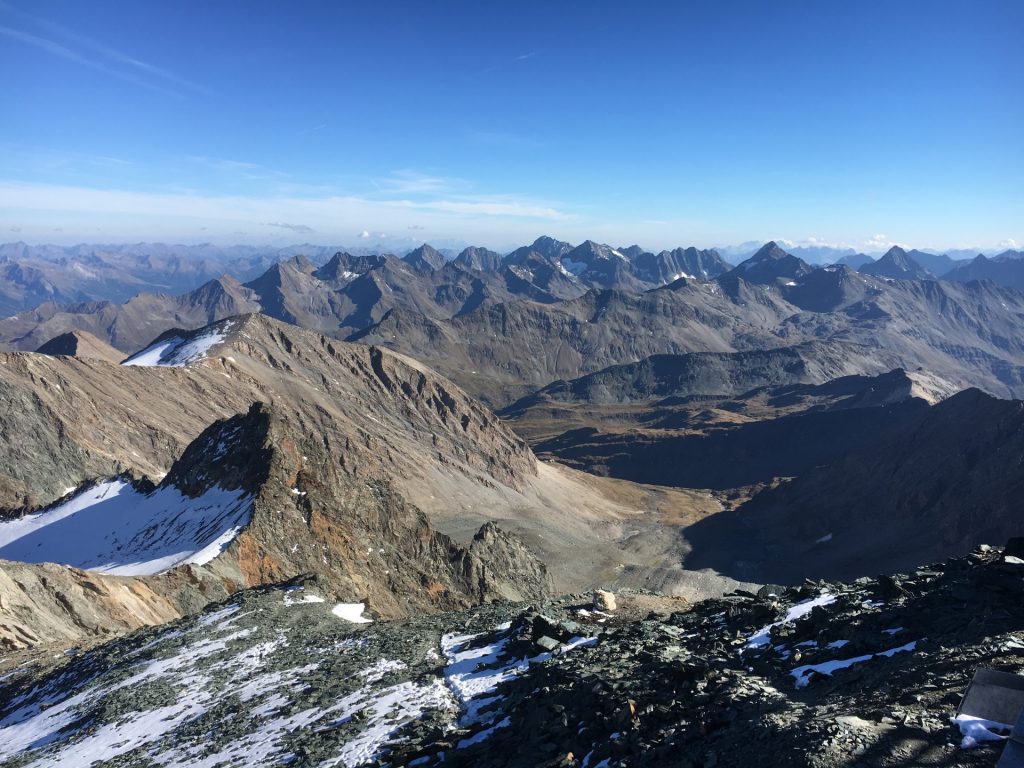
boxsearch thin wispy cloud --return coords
[0,180,574,248]
[0,23,180,97]
[1,24,97,69]
[0,2,208,96]
[185,155,289,182]
[866,234,901,251]
[372,170,459,196]
[264,221,316,234]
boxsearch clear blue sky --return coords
[1,0,1021,252]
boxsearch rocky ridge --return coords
[1,544,1020,767]
[0,400,554,650]
[0,314,737,648]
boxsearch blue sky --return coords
[1,0,1021,252]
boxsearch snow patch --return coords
[561,258,588,275]
[0,480,252,575]
[745,594,836,649]
[441,622,596,744]
[953,714,1013,749]
[122,320,233,367]
[332,603,372,624]
[283,592,326,606]
[791,641,918,688]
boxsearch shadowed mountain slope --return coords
[683,388,1024,583]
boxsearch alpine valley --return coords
[1,237,1023,767]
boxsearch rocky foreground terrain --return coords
[1,543,1020,767]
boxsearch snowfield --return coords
[122,320,233,367]
[0,479,252,575]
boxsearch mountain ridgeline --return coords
[4,239,1024,411]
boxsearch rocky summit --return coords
[1,544,1020,767]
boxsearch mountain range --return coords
[5,239,1021,321]
[4,240,1024,412]
[3,234,1024,765]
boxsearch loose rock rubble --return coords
[1,546,1021,767]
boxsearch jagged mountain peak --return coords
[634,246,731,283]
[506,236,574,265]
[725,241,813,284]
[284,253,318,274]
[453,245,503,272]
[529,235,573,255]
[403,243,445,272]
[163,402,274,496]
[861,246,934,280]
[752,240,792,260]
[313,251,388,283]
[618,244,650,259]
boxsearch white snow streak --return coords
[745,594,837,649]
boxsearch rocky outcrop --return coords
[194,404,550,615]
[468,521,555,602]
